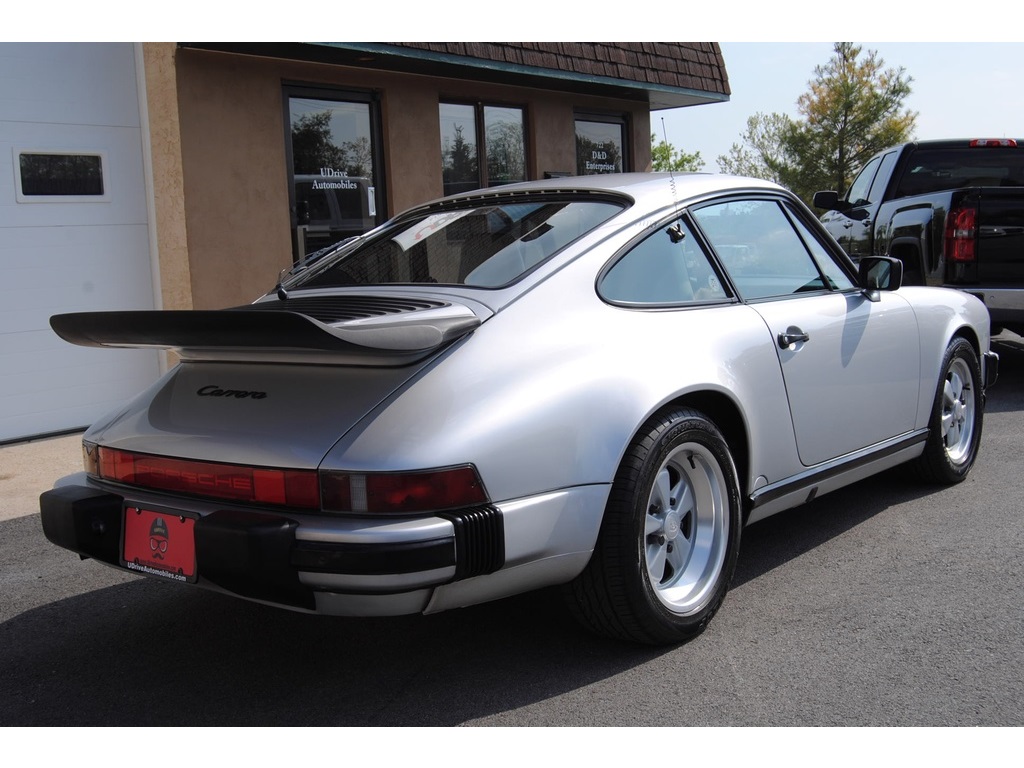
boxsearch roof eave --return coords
[178,42,729,110]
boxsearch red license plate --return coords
[122,507,197,583]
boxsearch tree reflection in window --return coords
[291,111,372,178]
[440,103,525,195]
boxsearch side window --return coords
[691,199,828,300]
[845,156,882,207]
[867,151,898,202]
[787,205,856,291]
[601,219,727,304]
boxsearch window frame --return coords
[13,148,110,203]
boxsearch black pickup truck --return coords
[814,138,1024,334]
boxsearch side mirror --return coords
[859,256,903,300]
[813,190,849,212]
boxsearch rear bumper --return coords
[39,481,503,614]
[962,287,1024,332]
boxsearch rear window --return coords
[896,147,1024,197]
[295,198,624,289]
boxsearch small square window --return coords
[14,150,108,202]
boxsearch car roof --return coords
[417,172,786,210]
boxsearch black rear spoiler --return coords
[50,301,482,366]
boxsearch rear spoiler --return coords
[50,301,482,366]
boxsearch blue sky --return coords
[659,42,1024,173]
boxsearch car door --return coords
[691,196,920,467]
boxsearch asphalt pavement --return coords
[2,335,1023,728]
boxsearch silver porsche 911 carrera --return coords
[40,173,998,644]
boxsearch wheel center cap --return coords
[664,511,681,540]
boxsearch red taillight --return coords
[321,466,487,513]
[945,205,978,263]
[969,138,1018,147]
[92,446,320,509]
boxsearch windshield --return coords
[293,198,624,289]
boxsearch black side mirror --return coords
[859,256,903,300]
[812,190,849,212]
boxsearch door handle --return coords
[778,327,810,348]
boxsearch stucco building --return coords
[0,42,730,441]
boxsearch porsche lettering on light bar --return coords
[321,466,488,514]
[88,444,319,509]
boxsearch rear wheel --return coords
[914,337,983,484]
[565,407,741,645]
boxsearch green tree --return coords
[716,113,795,183]
[789,42,916,199]
[651,135,705,172]
[718,43,916,203]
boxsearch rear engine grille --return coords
[234,296,448,324]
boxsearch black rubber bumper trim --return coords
[39,486,124,567]
[193,509,313,610]
[292,537,455,575]
[439,504,505,579]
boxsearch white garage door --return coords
[0,43,160,443]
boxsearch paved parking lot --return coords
[2,335,1022,727]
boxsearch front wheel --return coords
[914,337,984,484]
[565,407,742,645]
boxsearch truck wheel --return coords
[914,337,983,484]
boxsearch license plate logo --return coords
[122,507,197,583]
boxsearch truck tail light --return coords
[321,466,488,514]
[968,138,1018,147]
[945,205,978,263]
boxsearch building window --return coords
[575,114,628,175]
[15,151,107,201]
[440,102,526,196]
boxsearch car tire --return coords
[565,407,742,645]
[914,337,984,484]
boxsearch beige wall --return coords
[141,43,193,312]
[154,46,654,310]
